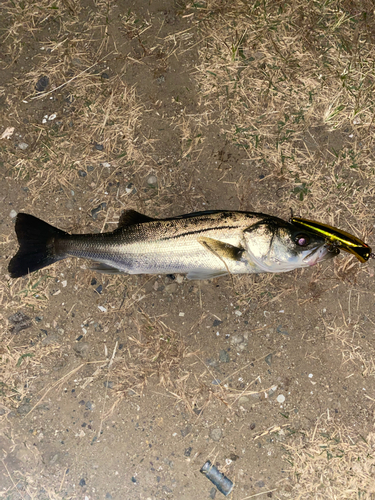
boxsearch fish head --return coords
[243,217,339,273]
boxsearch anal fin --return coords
[186,270,229,280]
[90,262,125,274]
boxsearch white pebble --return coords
[179,312,185,317]
[101,162,111,168]
[235,310,242,316]
[308,373,313,378]
[276,394,285,404]
[98,306,107,313]
[17,142,29,150]
[61,280,67,287]
[10,209,17,218]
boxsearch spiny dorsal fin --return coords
[118,210,156,228]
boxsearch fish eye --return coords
[295,234,310,247]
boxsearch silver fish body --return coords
[8,210,339,279]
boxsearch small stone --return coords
[85,401,93,411]
[10,209,17,219]
[16,142,28,150]
[210,487,217,499]
[95,285,103,294]
[91,202,106,220]
[101,73,109,79]
[265,353,272,366]
[103,381,114,389]
[79,478,86,487]
[78,170,87,177]
[256,480,265,488]
[105,494,113,499]
[35,75,49,92]
[87,165,94,172]
[219,350,230,363]
[147,175,157,186]
[213,319,222,327]
[276,394,285,404]
[238,396,249,404]
[231,334,244,345]
[17,402,31,416]
[91,278,97,286]
[180,424,192,437]
[125,182,137,195]
[250,423,256,430]
[8,311,32,333]
[184,447,192,457]
[94,143,104,151]
[210,428,222,442]
[73,342,90,358]
[131,476,136,483]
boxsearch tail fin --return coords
[8,213,67,278]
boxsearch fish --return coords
[290,216,373,263]
[8,210,340,280]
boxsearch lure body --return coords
[291,217,372,263]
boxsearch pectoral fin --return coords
[197,237,243,261]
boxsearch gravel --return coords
[210,428,223,442]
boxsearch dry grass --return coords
[282,414,375,499]
[188,0,375,233]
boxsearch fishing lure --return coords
[290,216,374,263]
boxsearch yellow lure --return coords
[291,217,373,263]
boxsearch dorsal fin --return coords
[118,210,156,228]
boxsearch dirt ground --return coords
[1,1,375,499]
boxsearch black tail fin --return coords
[8,213,67,278]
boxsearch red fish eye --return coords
[295,234,310,246]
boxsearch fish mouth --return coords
[303,244,340,266]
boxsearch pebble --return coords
[238,396,249,404]
[265,353,273,366]
[180,425,192,437]
[91,202,106,220]
[91,278,97,286]
[35,75,49,92]
[87,165,94,172]
[210,428,222,442]
[95,285,103,294]
[147,175,157,186]
[94,143,104,151]
[276,394,285,404]
[231,334,244,345]
[103,381,114,389]
[219,350,230,363]
[98,305,107,313]
[10,209,17,219]
[125,182,137,195]
[78,170,87,177]
[209,487,217,499]
[255,480,265,488]
[16,142,28,150]
[184,447,192,457]
[79,478,86,487]
[8,311,32,333]
[213,319,222,327]
[85,401,93,411]
[73,341,90,358]
[101,73,109,79]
